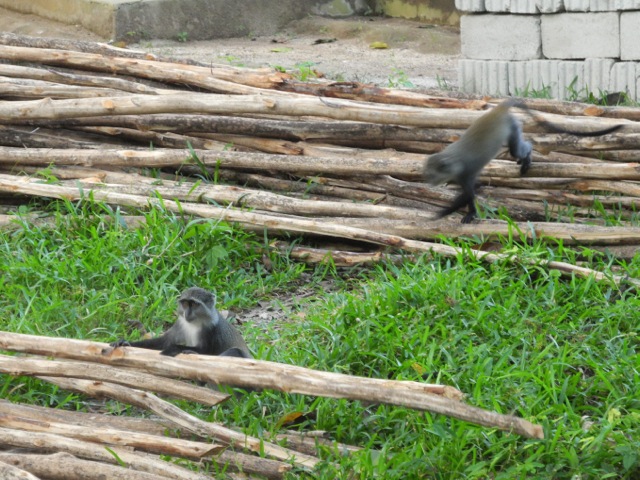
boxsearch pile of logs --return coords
[0,34,637,289]
[0,332,543,479]
[0,35,639,254]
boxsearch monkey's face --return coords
[177,287,217,326]
[178,299,206,323]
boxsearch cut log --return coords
[0,412,223,458]
[0,332,546,439]
[38,376,320,469]
[0,427,210,480]
[0,452,166,480]
[0,354,228,406]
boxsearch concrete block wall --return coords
[456,1,640,100]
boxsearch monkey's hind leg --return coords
[437,178,477,223]
[220,347,251,358]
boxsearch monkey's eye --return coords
[179,300,192,310]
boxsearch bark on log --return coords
[490,96,640,122]
[0,33,281,72]
[3,145,640,182]
[0,90,632,132]
[484,160,640,180]
[482,186,640,209]
[0,175,635,289]
[0,126,109,149]
[0,452,164,480]
[38,376,321,469]
[0,399,176,437]
[0,427,209,480]
[273,241,410,266]
[0,412,222,458]
[0,45,288,92]
[13,115,464,148]
[0,401,292,480]
[0,354,228,406]
[274,431,362,457]
[0,332,546,439]
[91,180,436,221]
[277,80,488,109]
[0,33,159,60]
[0,147,425,176]
[0,63,168,94]
[0,77,131,99]
[0,460,40,480]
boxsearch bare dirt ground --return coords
[0,7,460,90]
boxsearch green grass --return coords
[1,200,639,479]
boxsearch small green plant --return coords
[387,68,415,88]
[177,31,188,43]
[292,61,318,82]
[436,74,451,90]
[564,75,585,102]
[515,82,553,99]
[223,55,245,67]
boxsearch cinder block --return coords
[558,61,585,99]
[541,12,620,59]
[485,0,509,11]
[610,62,638,100]
[584,58,615,93]
[537,0,564,13]
[564,0,590,11]
[480,61,510,96]
[508,60,564,97]
[590,0,619,11]
[485,0,538,12]
[455,0,486,12]
[512,0,539,13]
[619,0,640,9]
[459,60,510,95]
[508,61,532,95]
[461,14,542,60]
[458,59,481,93]
[621,11,640,60]
[530,60,560,97]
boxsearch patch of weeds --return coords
[436,74,451,90]
[292,61,318,82]
[222,55,245,67]
[387,68,415,88]
[516,83,553,99]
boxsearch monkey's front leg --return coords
[508,118,533,175]
[516,152,532,175]
[160,344,202,357]
[111,336,168,351]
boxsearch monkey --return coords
[423,98,623,223]
[111,287,252,359]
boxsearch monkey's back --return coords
[455,104,513,173]
[205,316,252,358]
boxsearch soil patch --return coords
[0,8,460,90]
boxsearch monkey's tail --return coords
[537,121,622,137]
